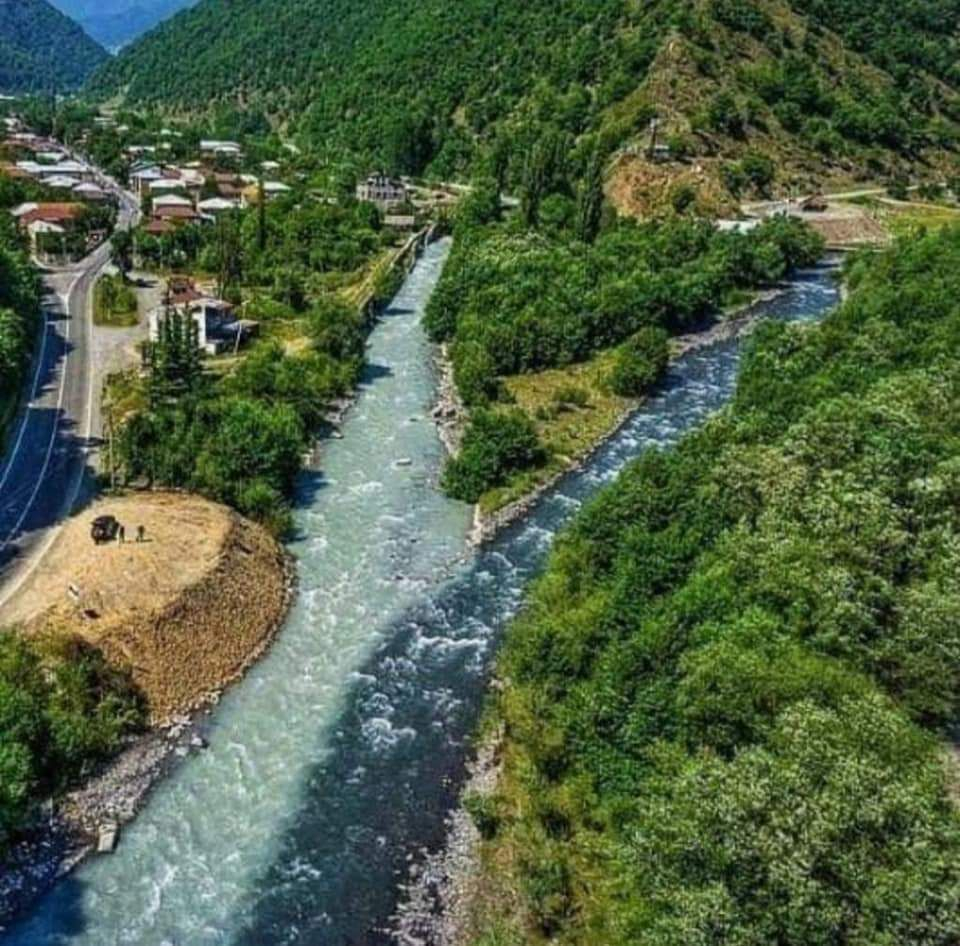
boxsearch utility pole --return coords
[647,116,660,161]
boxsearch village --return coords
[1,102,466,375]
[5,99,951,380]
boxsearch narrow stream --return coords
[4,240,840,946]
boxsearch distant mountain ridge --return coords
[87,0,960,197]
[0,0,107,93]
[50,0,198,50]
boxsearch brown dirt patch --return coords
[803,210,891,247]
[0,492,292,724]
[607,153,737,219]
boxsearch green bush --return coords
[463,791,502,840]
[0,632,143,851]
[608,326,669,397]
[94,274,139,327]
[552,385,589,409]
[442,409,546,502]
[309,297,365,363]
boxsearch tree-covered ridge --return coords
[88,0,960,185]
[88,0,661,173]
[0,215,42,439]
[0,0,107,93]
[473,226,960,944]
[791,0,960,86]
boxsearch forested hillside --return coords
[89,0,960,196]
[0,213,41,442]
[0,0,107,93]
[468,226,960,944]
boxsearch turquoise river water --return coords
[4,238,840,945]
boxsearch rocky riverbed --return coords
[391,736,502,946]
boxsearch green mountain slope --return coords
[88,0,960,191]
[88,0,655,162]
[0,0,108,93]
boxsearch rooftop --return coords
[152,193,193,208]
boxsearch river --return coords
[3,239,840,945]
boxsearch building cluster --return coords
[2,132,109,202]
[1,129,114,255]
[355,173,409,210]
[130,144,292,236]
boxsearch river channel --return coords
[4,238,840,945]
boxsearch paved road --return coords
[0,178,139,608]
[742,183,945,215]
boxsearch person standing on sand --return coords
[118,525,126,544]
[137,525,146,544]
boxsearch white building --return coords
[130,165,165,199]
[73,182,108,202]
[45,160,90,179]
[45,175,80,190]
[356,173,408,209]
[15,160,45,177]
[716,219,762,235]
[199,140,242,158]
[149,298,252,355]
[198,197,240,215]
[149,177,188,194]
[152,193,194,212]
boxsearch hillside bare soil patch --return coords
[1,492,292,723]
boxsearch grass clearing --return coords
[478,350,634,514]
[840,197,960,239]
[885,203,960,238]
[94,274,139,328]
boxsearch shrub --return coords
[463,791,502,840]
[442,409,546,502]
[608,326,669,397]
[552,385,589,409]
[309,297,365,362]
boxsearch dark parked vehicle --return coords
[91,515,120,545]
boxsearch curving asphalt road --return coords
[0,177,139,609]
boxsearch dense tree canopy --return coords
[88,0,960,178]
[0,632,143,851]
[0,217,41,432]
[427,214,824,406]
[0,0,107,93]
[478,226,960,945]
